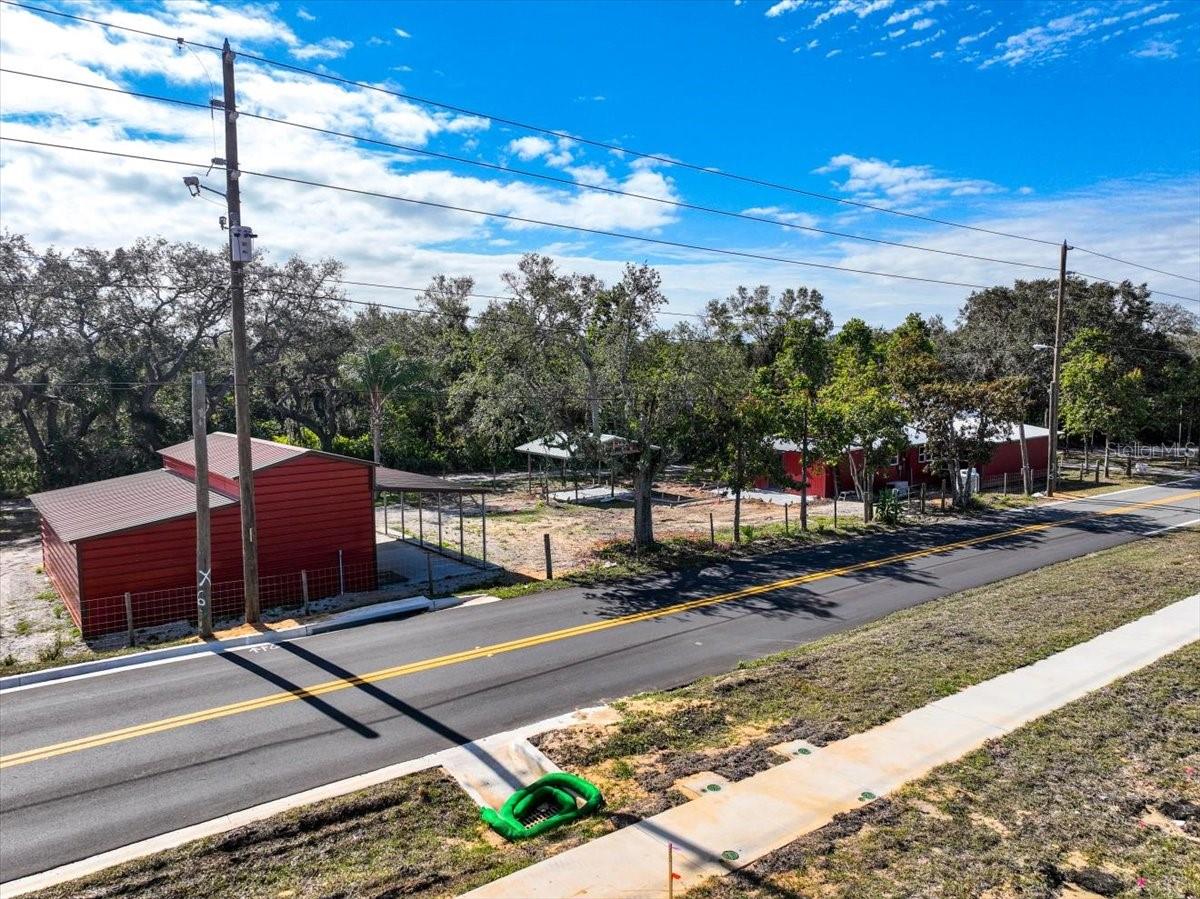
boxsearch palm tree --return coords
[342,347,417,465]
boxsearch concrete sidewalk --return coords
[464,593,1200,899]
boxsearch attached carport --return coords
[374,466,491,564]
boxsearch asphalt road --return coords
[2,478,1198,882]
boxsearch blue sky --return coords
[1,0,1197,325]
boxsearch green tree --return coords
[340,346,423,465]
[1061,328,1149,477]
[770,315,832,530]
[816,325,906,523]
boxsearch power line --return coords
[0,68,1091,280]
[1,136,1000,293]
[6,0,1198,287]
[1072,244,1200,285]
[10,135,1199,305]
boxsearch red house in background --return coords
[29,433,378,638]
[770,422,1051,498]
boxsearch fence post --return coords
[941,479,946,512]
[920,484,926,515]
[426,553,434,596]
[1003,472,1008,496]
[709,511,715,545]
[458,492,465,561]
[418,493,424,544]
[437,493,443,550]
[400,493,405,541]
[544,533,554,580]
[383,493,389,534]
[338,549,345,596]
[784,503,789,534]
[124,592,134,647]
[301,570,309,616]
[481,492,488,563]
[1094,463,1100,484]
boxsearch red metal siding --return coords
[252,454,377,585]
[78,505,244,637]
[40,519,81,628]
[162,456,239,497]
[69,452,376,637]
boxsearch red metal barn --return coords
[29,434,377,638]
[768,423,1051,498]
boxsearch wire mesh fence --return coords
[76,552,431,642]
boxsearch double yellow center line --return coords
[3,490,1196,770]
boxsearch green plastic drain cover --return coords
[481,772,604,841]
[795,747,812,755]
[706,783,722,792]
[859,791,876,801]
[722,850,740,861]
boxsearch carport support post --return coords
[481,493,487,563]
[544,533,553,580]
[124,592,134,647]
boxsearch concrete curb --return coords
[0,706,613,899]
[0,594,465,692]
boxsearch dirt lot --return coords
[385,478,844,579]
[0,500,86,666]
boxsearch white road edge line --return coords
[0,706,612,899]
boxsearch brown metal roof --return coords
[157,432,307,479]
[374,466,489,493]
[158,432,375,480]
[29,469,238,544]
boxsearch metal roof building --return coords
[29,434,379,639]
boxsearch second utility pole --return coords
[1046,239,1069,498]
[221,38,260,623]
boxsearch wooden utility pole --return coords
[192,372,213,638]
[1046,240,1069,497]
[220,38,260,622]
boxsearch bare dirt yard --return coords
[0,500,87,666]
[381,478,845,580]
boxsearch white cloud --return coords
[981,3,1172,68]
[765,0,805,17]
[871,50,887,57]
[290,37,353,61]
[816,153,1001,203]
[1132,39,1179,59]
[887,28,906,38]
[826,48,844,57]
[393,27,412,38]
[910,17,936,30]
[391,64,414,73]
[957,25,996,46]
[812,0,895,27]
[884,0,946,26]
[930,50,944,58]
[296,7,316,21]
[903,28,945,48]
[507,136,555,160]
[742,206,821,228]
[1141,12,1179,26]
[807,38,820,48]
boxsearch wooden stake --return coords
[544,533,553,580]
[124,592,134,647]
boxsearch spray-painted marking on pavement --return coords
[3,489,1197,770]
